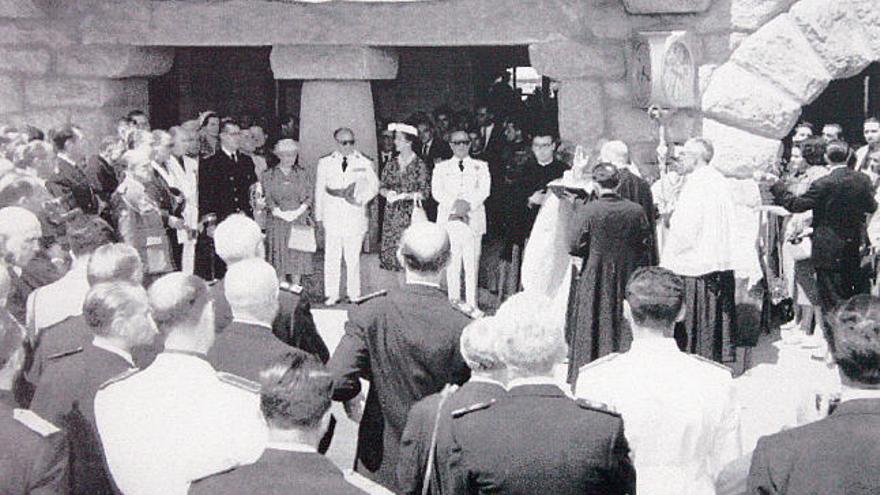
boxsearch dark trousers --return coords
[816,264,868,315]
[194,234,226,281]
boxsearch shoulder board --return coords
[578,353,620,373]
[46,346,83,361]
[451,302,483,319]
[206,279,220,287]
[451,399,495,419]
[279,281,303,295]
[217,371,261,394]
[98,368,140,390]
[13,409,60,437]
[575,398,620,417]
[350,290,388,305]
[688,354,733,373]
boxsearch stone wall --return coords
[0,0,172,151]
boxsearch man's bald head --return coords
[397,222,451,274]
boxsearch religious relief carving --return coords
[629,31,699,109]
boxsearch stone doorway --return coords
[799,62,880,145]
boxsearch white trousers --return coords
[324,231,363,301]
[446,221,482,307]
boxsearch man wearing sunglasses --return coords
[315,128,379,306]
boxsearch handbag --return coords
[788,235,812,262]
[288,221,317,253]
[422,384,458,495]
[411,198,428,224]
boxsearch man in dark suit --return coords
[771,140,878,314]
[0,302,69,494]
[30,282,156,495]
[190,350,367,495]
[444,291,635,495]
[329,222,473,491]
[398,317,507,495]
[85,136,122,223]
[747,294,880,494]
[209,214,328,361]
[196,119,258,280]
[416,120,452,223]
[47,124,98,216]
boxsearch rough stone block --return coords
[557,79,604,146]
[702,118,783,178]
[56,46,174,78]
[0,47,48,74]
[603,80,631,101]
[529,40,625,80]
[70,107,127,151]
[665,110,700,143]
[790,0,875,79]
[7,108,70,133]
[702,63,802,138]
[607,101,657,143]
[849,0,880,58]
[0,0,43,18]
[731,14,831,104]
[0,75,21,113]
[271,45,398,80]
[698,64,717,95]
[0,20,75,47]
[25,78,149,109]
[701,33,736,65]
[621,0,712,14]
[731,0,797,31]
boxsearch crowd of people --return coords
[0,93,879,495]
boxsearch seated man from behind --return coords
[747,294,880,494]
[576,266,742,495]
[190,349,368,495]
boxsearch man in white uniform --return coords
[94,273,266,495]
[315,128,379,306]
[576,266,743,495]
[432,130,491,308]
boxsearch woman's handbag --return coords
[288,220,317,253]
[411,198,428,224]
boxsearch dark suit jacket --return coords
[30,343,132,495]
[328,284,472,490]
[210,280,329,363]
[445,384,635,495]
[509,157,568,246]
[0,393,69,495]
[747,398,880,494]
[398,380,507,495]
[46,157,98,215]
[207,321,300,382]
[189,449,366,495]
[198,150,257,221]
[84,155,119,206]
[422,139,453,170]
[617,168,658,265]
[772,166,877,269]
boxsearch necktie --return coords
[423,143,429,157]
[342,156,348,172]
[458,159,465,172]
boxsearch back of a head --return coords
[259,350,333,430]
[214,214,262,265]
[825,140,850,165]
[87,243,143,285]
[592,162,621,190]
[225,258,278,319]
[0,206,40,238]
[830,295,880,386]
[83,282,150,338]
[494,292,564,375]
[460,317,504,372]
[397,222,450,274]
[67,215,116,257]
[625,266,684,329]
[686,137,715,163]
[50,124,78,152]
[599,140,629,166]
[147,272,211,336]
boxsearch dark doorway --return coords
[800,62,880,146]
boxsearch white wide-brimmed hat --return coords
[388,123,418,137]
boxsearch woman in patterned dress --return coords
[379,124,431,271]
[262,139,314,285]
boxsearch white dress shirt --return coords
[314,150,379,236]
[576,337,742,495]
[432,156,491,236]
[95,352,266,495]
[26,259,90,334]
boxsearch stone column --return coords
[270,45,398,254]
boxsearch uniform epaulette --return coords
[451,399,495,418]
[206,279,220,287]
[13,409,60,437]
[575,398,620,417]
[98,368,140,390]
[46,346,83,361]
[279,281,303,295]
[319,152,334,160]
[217,371,261,394]
[451,301,483,319]
[350,290,387,305]
[577,352,619,373]
[688,354,733,373]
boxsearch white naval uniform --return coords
[575,337,743,495]
[94,352,266,495]
[432,155,490,306]
[315,150,379,301]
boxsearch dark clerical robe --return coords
[566,192,651,384]
[617,168,658,265]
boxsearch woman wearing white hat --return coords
[378,123,431,272]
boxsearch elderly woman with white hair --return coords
[262,139,314,285]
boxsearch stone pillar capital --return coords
[270,45,398,80]
[622,0,713,14]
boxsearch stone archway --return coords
[699,0,880,177]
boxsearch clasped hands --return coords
[386,190,422,204]
[273,204,309,222]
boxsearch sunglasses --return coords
[450,140,471,146]
[338,139,356,146]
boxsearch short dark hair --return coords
[795,137,827,167]
[625,266,685,327]
[825,140,850,164]
[829,295,880,385]
[66,214,116,256]
[126,109,147,121]
[219,118,239,135]
[260,350,333,430]
[333,127,354,140]
[865,117,880,126]
[50,124,80,152]
[796,121,814,132]
[532,127,558,142]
